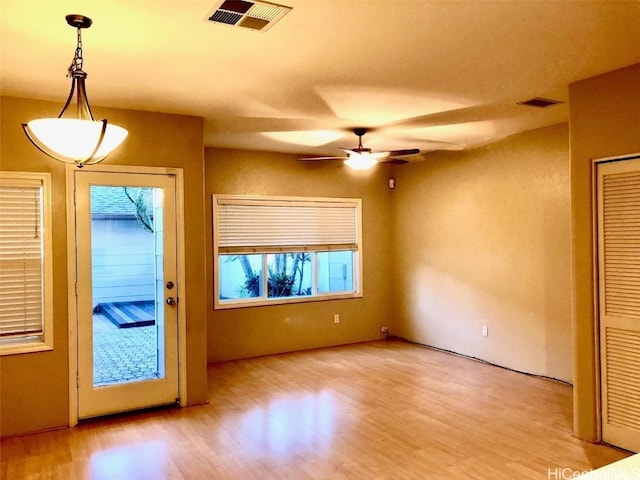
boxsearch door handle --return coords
[166,297,177,306]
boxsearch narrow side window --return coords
[0,172,53,355]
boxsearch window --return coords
[0,172,53,354]
[213,195,362,308]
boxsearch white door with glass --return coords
[597,156,640,453]
[73,170,178,419]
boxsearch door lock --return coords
[166,297,177,305]
[166,281,175,290]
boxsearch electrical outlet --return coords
[334,314,340,324]
[482,325,488,337]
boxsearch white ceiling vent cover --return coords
[207,0,292,32]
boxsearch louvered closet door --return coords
[598,157,640,452]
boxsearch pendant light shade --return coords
[22,14,127,167]
[24,118,128,165]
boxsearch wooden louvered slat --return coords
[606,302,640,313]
[610,296,640,312]
[605,294,640,304]
[607,377,640,394]
[607,309,640,320]
[608,380,640,393]
[609,402,640,418]
[606,278,640,286]
[605,302,640,312]
[605,184,640,191]
[606,270,640,276]
[605,204,640,210]
[608,345,640,356]
[609,408,640,421]
[605,288,640,297]
[609,395,640,408]
[606,270,640,277]
[608,360,640,374]
[604,192,640,200]
[609,345,640,354]
[604,232,640,238]
[608,361,640,373]
[604,286,640,296]
[605,228,640,234]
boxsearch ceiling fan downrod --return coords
[352,127,369,152]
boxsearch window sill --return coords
[215,291,363,310]
[0,342,54,356]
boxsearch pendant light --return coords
[22,14,128,167]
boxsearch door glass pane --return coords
[90,186,163,387]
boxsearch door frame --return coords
[66,164,188,427]
[592,152,640,445]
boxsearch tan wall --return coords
[391,124,572,382]
[205,149,392,362]
[569,63,640,441]
[0,96,208,437]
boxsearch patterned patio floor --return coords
[93,314,159,387]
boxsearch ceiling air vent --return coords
[517,97,564,108]
[207,0,292,32]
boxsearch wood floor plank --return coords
[0,340,631,479]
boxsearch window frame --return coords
[0,171,53,355]
[213,194,363,309]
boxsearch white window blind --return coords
[214,195,360,253]
[0,177,45,341]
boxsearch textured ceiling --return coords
[1,0,639,160]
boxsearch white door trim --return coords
[66,164,187,427]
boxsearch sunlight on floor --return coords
[90,440,168,478]
[240,391,336,456]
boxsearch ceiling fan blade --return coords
[298,156,347,162]
[368,148,420,160]
[380,158,410,165]
[387,148,420,157]
[370,148,420,165]
[369,152,393,159]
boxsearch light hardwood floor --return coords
[0,340,630,479]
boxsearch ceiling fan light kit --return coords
[344,153,379,170]
[22,14,128,168]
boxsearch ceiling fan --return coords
[298,128,420,170]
